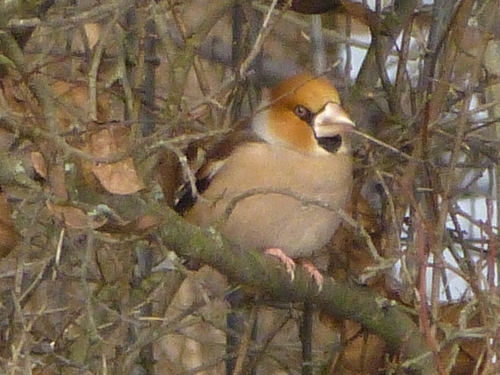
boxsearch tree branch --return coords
[158,206,438,375]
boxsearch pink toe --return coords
[301,261,324,292]
[265,248,296,281]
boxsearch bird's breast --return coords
[186,143,353,258]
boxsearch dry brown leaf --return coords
[72,23,101,53]
[90,127,123,158]
[46,201,105,229]
[134,214,162,231]
[90,128,144,195]
[84,23,101,50]
[51,79,113,126]
[94,213,161,234]
[31,151,48,179]
[0,192,18,257]
[92,160,144,195]
[52,80,88,106]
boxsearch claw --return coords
[264,249,324,291]
[300,261,324,292]
[265,248,296,281]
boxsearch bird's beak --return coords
[312,102,355,138]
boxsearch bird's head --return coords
[252,73,355,155]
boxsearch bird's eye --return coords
[293,105,313,123]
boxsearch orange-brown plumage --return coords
[180,72,355,289]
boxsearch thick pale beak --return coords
[313,102,355,138]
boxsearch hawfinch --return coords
[178,73,354,290]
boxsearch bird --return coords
[177,72,355,290]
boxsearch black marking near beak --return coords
[317,134,343,153]
[312,102,355,153]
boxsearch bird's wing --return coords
[173,129,263,214]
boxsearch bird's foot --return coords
[298,260,324,292]
[265,248,296,281]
